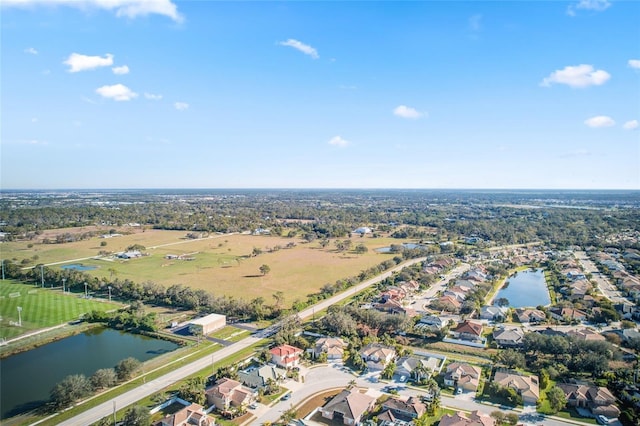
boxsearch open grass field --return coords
[2,230,408,305]
[0,280,121,339]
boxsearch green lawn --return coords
[0,280,121,339]
[209,326,250,342]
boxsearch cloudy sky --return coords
[1,0,639,189]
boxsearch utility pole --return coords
[62,278,66,293]
[108,286,112,302]
[41,265,44,287]
[84,282,88,298]
[1,259,5,280]
[113,401,116,426]
[17,306,22,327]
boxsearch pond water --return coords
[376,243,422,253]
[495,269,551,308]
[0,328,179,419]
[60,263,97,271]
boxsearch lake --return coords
[495,269,551,308]
[60,263,97,271]
[0,328,179,419]
[376,243,422,253]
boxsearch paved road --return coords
[574,251,631,306]
[52,257,427,425]
[252,364,591,426]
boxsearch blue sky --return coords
[1,0,639,189]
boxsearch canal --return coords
[0,327,179,419]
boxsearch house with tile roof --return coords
[360,343,396,371]
[154,403,213,426]
[269,344,303,368]
[451,320,483,341]
[443,362,482,392]
[309,337,346,360]
[205,378,254,412]
[379,396,426,422]
[492,326,525,348]
[439,410,495,426]
[320,388,377,425]
[558,383,620,418]
[493,370,540,405]
[514,308,546,323]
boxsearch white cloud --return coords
[24,47,38,55]
[112,65,129,75]
[568,0,611,15]
[144,92,163,100]
[174,102,189,110]
[628,59,640,69]
[95,84,138,101]
[64,53,113,72]
[328,136,349,147]
[540,64,610,88]
[623,120,639,130]
[393,105,425,119]
[584,115,615,128]
[278,39,319,59]
[469,14,482,31]
[2,0,183,22]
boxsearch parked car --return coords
[249,403,258,410]
[597,415,610,425]
[399,375,407,382]
[456,388,463,394]
[282,393,291,401]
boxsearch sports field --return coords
[2,229,409,305]
[0,280,121,339]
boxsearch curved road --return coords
[53,257,428,426]
[253,365,589,426]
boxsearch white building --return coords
[188,313,226,335]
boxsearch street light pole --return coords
[62,278,66,293]
[84,282,88,298]
[113,400,116,426]
[41,265,44,287]
[108,286,112,302]
[1,259,5,280]
[17,306,22,327]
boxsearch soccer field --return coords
[0,280,121,339]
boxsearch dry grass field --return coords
[2,230,410,305]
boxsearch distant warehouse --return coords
[188,313,226,335]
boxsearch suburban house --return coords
[480,306,508,321]
[514,308,546,324]
[451,320,484,342]
[439,410,495,426]
[549,307,587,322]
[418,314,450,330]
[320,388,377,425]
[153,403,212,426]
[269,344,303,369]
[558,384,620,418]
[566,328,606,341]
[309,337,346,360]
[433,295,462,312]
[395,355,441,381]
[492,327,525,348]
[374,298,418,317]
[493,370,540,405]
[379,396,426,422]
[359,343,396,371]
[238,364,285,389]
[443,362,482,392]
[205,378,254,412]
